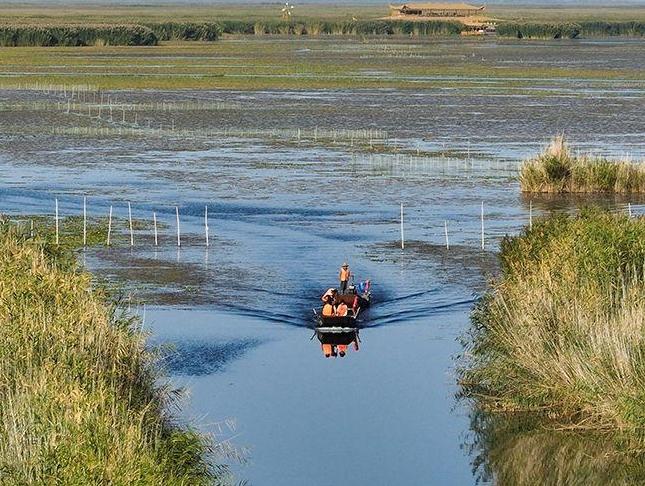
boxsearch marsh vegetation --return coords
[520,136,644,194]
[460,209,645,441]
[0,221,222,484]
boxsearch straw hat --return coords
[342,262,349,268]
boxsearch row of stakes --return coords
[51,198,210,248]
[42,198,635,251]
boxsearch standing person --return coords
[339,262,351,294]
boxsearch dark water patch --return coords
[158,338,263,376]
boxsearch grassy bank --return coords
[0,24,158,46]
[0,221,218,484]
[520,136,645,194]
[460,209,645,434]
[497,21,645,39]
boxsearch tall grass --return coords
[0,24,158,46]
[0,222,220,484]
[496,22,582,39]
[460,209,645,433]
[520,136,645,193]
[497,21,645,39]
[228,19,464,36]
[145,22,221,41]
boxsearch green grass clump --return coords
[460,209,645,433]
[579,21,645,37]
[0,222,219,484]
[520,136,645,193]
[0,24,158,46]
[146,22,221,41]
[222,19,463,36]
[497,22,582,39]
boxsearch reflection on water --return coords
[314,327,361,359]
[466,410,645,486]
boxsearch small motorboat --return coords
[314,280,371,329]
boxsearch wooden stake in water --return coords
[444,220,449,250]
[176,206,181,247]
[107,205,112,246]
[480,201,485,250]
[55,198,59,245]
[83,196,87,247]
[400,203,405,250]
[205,205,210,247]
[628,202,632,217]
[529,200,533,229]
[153,212,158,246]
[128,202,134,246]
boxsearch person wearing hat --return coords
[339,262,351,294]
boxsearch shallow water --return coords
[1,38,644,484]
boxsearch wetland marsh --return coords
[1,30,644,485]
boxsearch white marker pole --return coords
[205,205,209,247]
[83,196,87,247]
[480,201,485,250]
[55,198,59,245]
[529,200,533,229]
[176,206,181,247]
[107,205,112,246]
[153,212,158,246]
[400,203,404,250]
[128,202,134,247]
[628,202,632,217]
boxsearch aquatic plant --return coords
[222,19,463,36]
[145,22,221,41]
[520,136,645,193]
[0,24,158,46]
[460,209,645,434]
[497,22,582,39]
[0,222,221,484]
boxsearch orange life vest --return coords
[338,344,348,354]
[322,344,332,357]
[340,268,350,281]
[336,303,348,317]
[322,304,334,317]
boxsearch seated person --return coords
[337,344,348,357]
[322,344,332,358]
[322,302,334,317]
[336,301,348,317]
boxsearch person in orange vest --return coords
[322,302,334,317]
[339,262,351,294]
[322,343,332,358]
[336,301,348,317]
[337,344,348,357]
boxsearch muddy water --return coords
[1,39,645,485]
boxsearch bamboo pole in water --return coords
[153,212,158,246]
[176,206,181,247]
[55,198,59,245]
[107,205,112,246]
[128,202,134,246]
[400,203,404,250]
[205,205,209,247]
[480,201,485,250]
[83,196,87,247]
